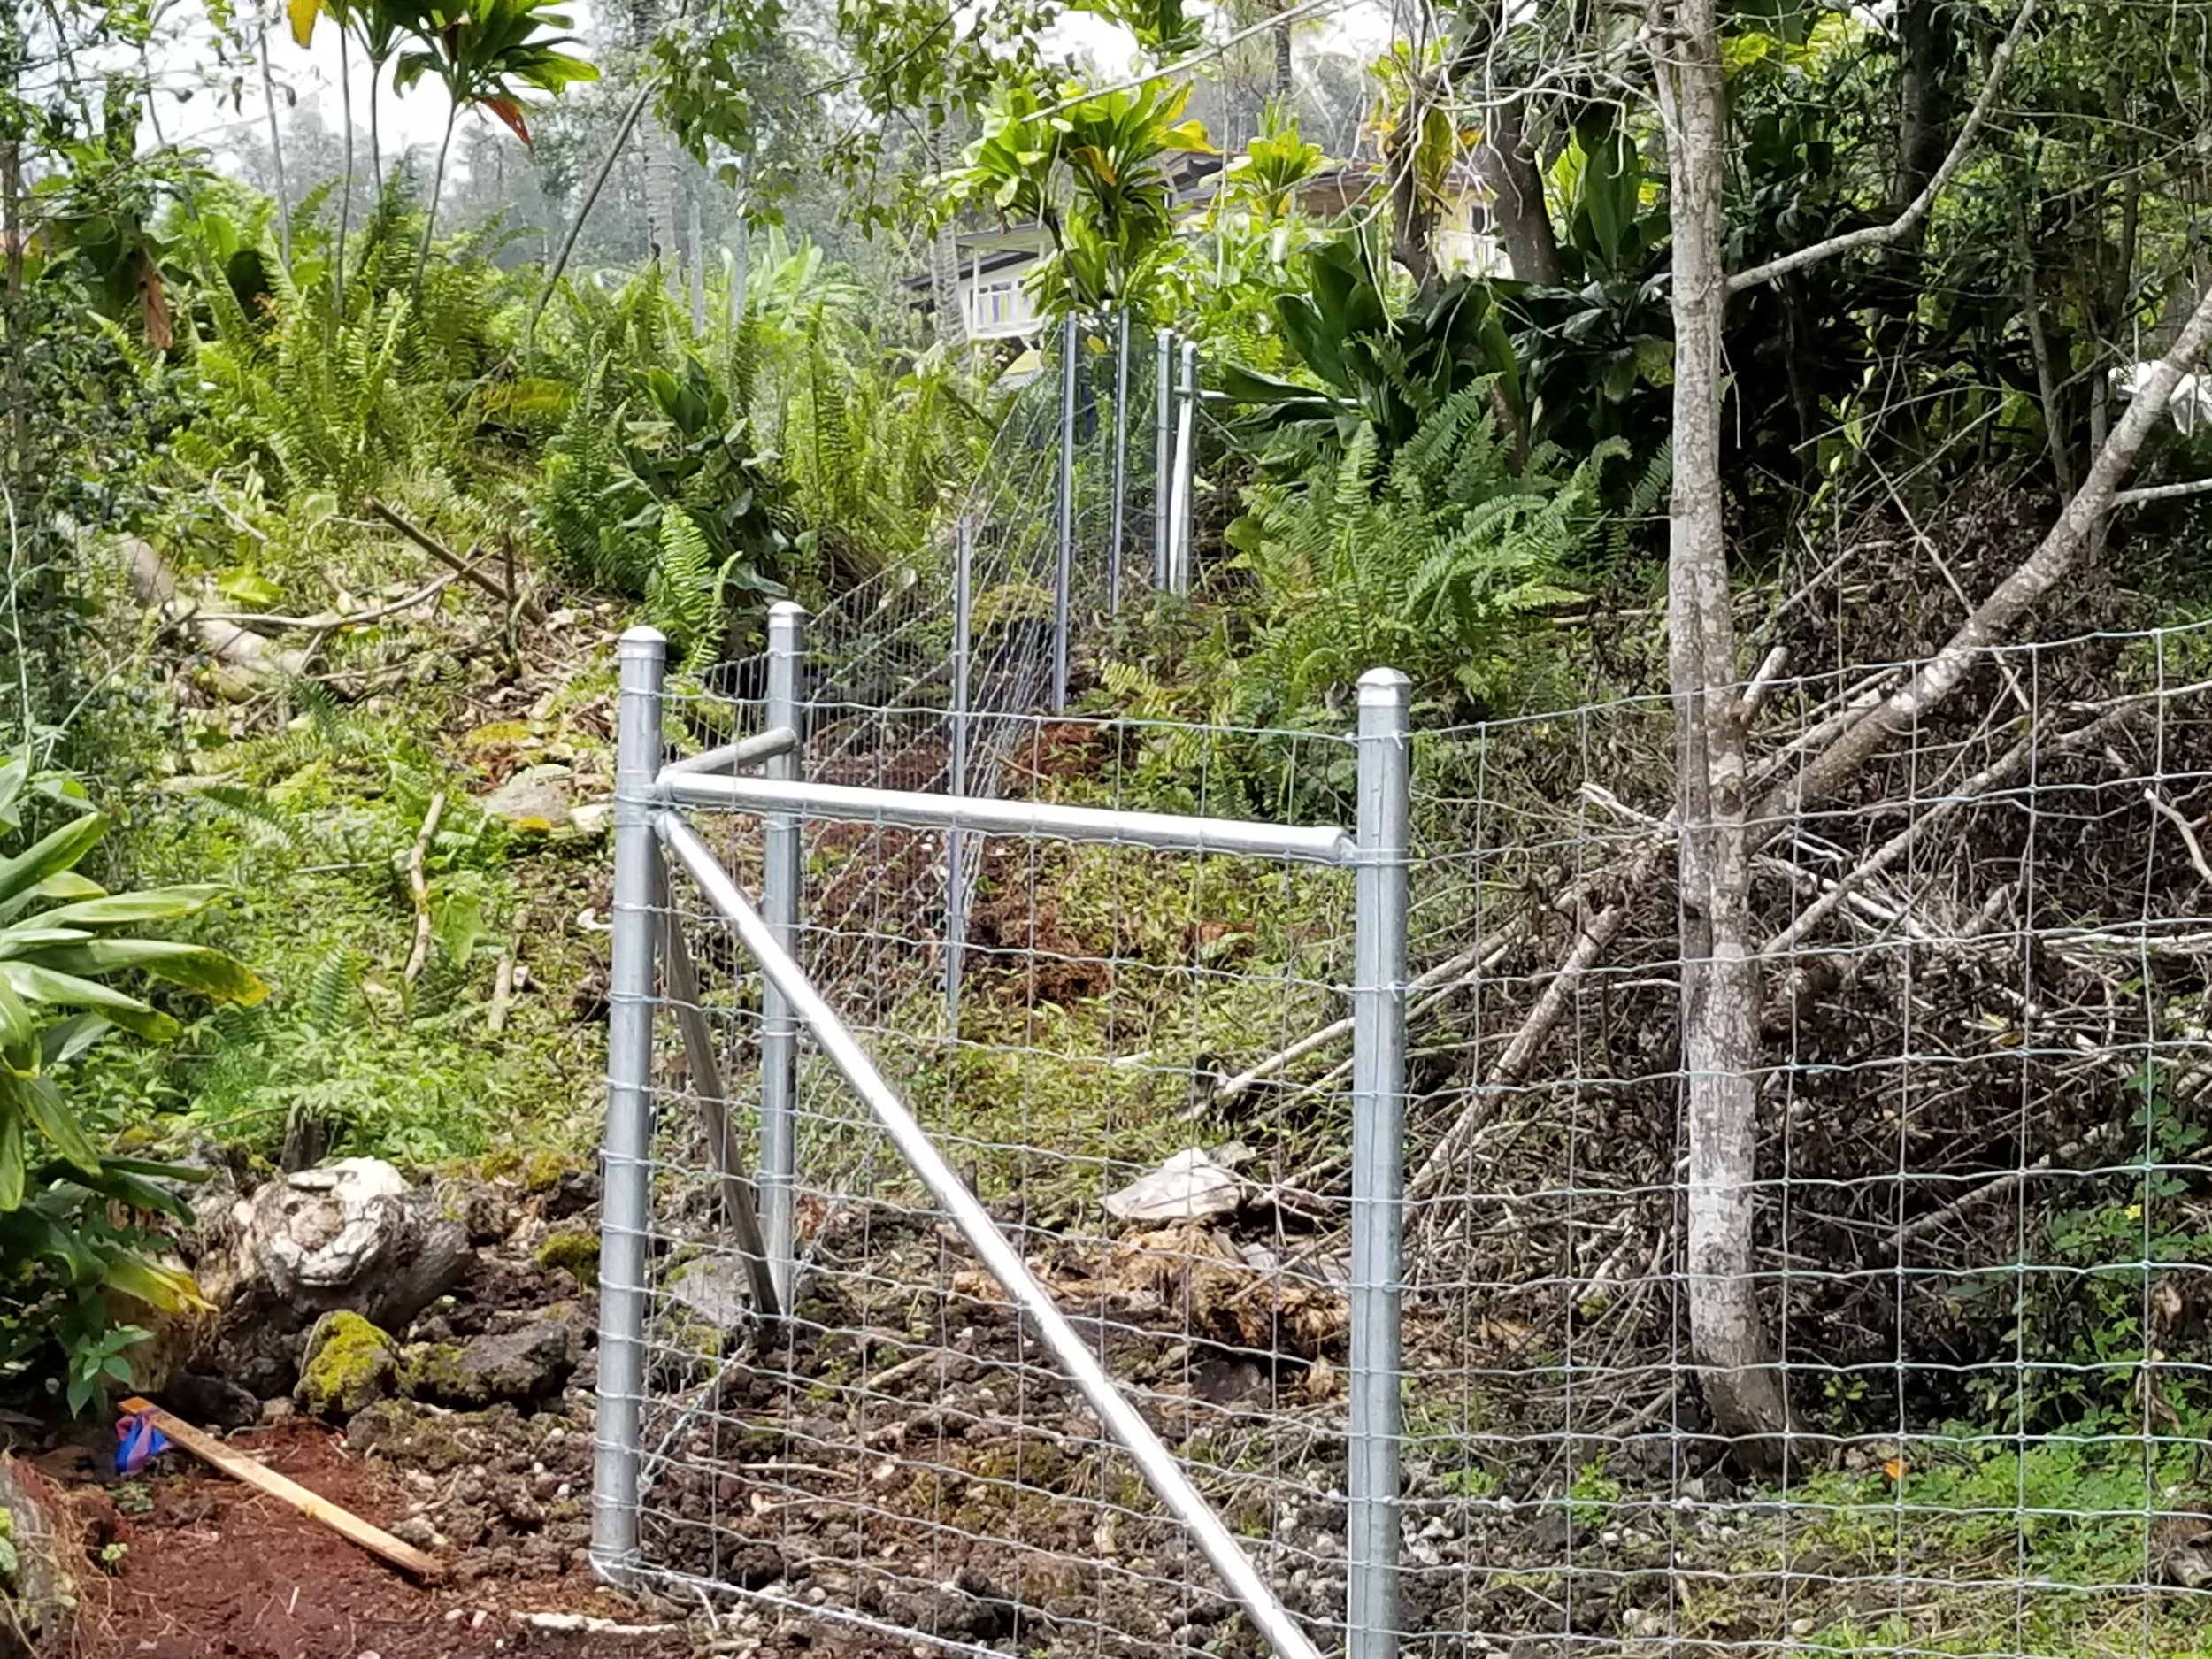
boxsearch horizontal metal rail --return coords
[655,810,1325,1659]
[661,726,799,778]
[659,772,1354,865]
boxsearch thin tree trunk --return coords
[1893,0,1950,229]
[1655,0,1790,1466]
[525,73,657,349]
[258,19,291,265]
[368,54,383,201]
[631,0,676,287]
[413,101,458,297]
[335,26,354,316]
[926,108,967,351]
[1271,0,1293,103]
[687,184,704,333]
[2,22,25,503]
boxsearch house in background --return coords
[911,152,1507,348]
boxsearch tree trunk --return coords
[1386,121,1436,290]
[368,54,383,203]
[526,74,657,349]
[258,19,291,265]
[412,101,458,298]
[631,0,677,288]
[335,26,354,317]
[1472,96,1560,284]
[1271,0,1293,104]
[1654,0,1791,1467]
[687,183,704,333]
[2,31,25,504]
[926,109,967,352]
[1893,0,1951,229]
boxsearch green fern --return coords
[646,505,724,661]
[300,946,369,1035]
[186,782,307,850]
[1229,382,1606,719]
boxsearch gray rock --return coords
[402,1317,579,1408]
[482,764,575,833]
[665,1256,753,1329]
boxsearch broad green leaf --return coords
[103,1253,210,1313]
[288,0,322,45]
[38,1013,111,1069]
[0,964,180,1042]
[0,755,26,826]
[0,815,105,907]
[0,980,32,1074]
[0,1107,24,1211]
[10,1073,98,1175]
[0,928,94,958]
[25,884,227,929]
[28,941,269,1006]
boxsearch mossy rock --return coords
[534,1227,599,1287]
[296,1311,396,1420]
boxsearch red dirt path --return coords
[73,1419,680,1659]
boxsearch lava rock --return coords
[163,1372,260,1430]
[402,1316,579,1409]
[296,1311,398,1419]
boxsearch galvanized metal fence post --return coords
[1348,667,1411,1659]
[761,601,806,1309]
[592,625,667,1583]
[1051,311,1078,713]
[1171,338,1199,595]
[1155,326,1173,589]
[1109,307,1130,617]
[944,518,973,1032]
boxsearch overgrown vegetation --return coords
[12,0,2212,1644]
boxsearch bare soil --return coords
[73,1418,673,1659]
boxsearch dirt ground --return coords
[70,1418,682,1659]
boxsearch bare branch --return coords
[2144,787,2212,887]
[2113,475,2212,508]
[1769,277,2212,822]
[1727,0,2038,296]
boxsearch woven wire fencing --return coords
[604,610,2212,1659]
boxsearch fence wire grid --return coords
[605,583,2212,1657]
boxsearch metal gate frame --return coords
[591,624,1413,1659]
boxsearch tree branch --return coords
[1768,278,2212,823]
[2113,475,2212,508]
[1727,0,2038,296]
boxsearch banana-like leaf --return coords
[0,815,105,908]
[8,1073,99,1175]
[0,963,180,1042]
[24,884,227,929]
[27,940,269,1006]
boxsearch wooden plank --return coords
[119,1397,446,1582]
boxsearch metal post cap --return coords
[1357,667,1412,700]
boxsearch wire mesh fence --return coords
[605,582,2212,1656]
